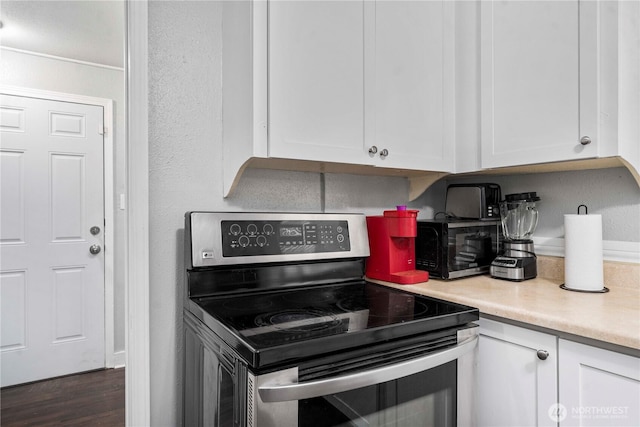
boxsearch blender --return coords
[490,192,541,281]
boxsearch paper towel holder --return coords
[560,203,610,293]
[560,284,609,293]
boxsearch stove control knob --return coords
[537,349,549,360]
[230,224,241,236]
[263,224,274,235]
[256,235,267,247]
[247,224,258,235]
[238,235,250,247]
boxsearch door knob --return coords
[90,226,101,235]
[89,244,102,255]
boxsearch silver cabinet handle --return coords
[258,335,477,403]
[537,349,549,360]
[580,136,592,145]
[89,244,101,255]
[368,146,378,155]
[379,148,389,158]
[90,226,101,235]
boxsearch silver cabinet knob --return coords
[368,146,378,155]
[537,349,549,360]
[580,136,592,145]
[89,244,102,255]
[90,226,101,235]
[380,148,389,158]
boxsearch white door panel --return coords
[373,0,452,171]
[480,0,598,168]
[268,0,366,162]
[0,94,105,387]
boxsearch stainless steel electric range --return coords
[183,212,479,427]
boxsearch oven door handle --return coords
[258,334,477,403]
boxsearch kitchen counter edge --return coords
[367,274,640,353]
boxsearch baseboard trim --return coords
[113,351,126,369]
[534,237,640,264]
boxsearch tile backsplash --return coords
[538,256,640,290]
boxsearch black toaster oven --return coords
[416,219,501,280]
[445,183,501,219]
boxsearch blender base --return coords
[490,255,537,281]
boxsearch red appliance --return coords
[366,207,429,284]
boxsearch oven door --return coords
[249,326,477,427]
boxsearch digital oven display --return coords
[280,226,302,237]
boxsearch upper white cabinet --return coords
[222,1,454,197]
[268,1,366,164]
[367,1,454,171]
[477,0,640,175]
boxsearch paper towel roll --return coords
[564,214,605,291]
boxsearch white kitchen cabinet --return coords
[477,0,640,176]
[478,318,640,427]
[222,1,454,197]
[268,1,366,164]
[366,1,454,172]
[558,339,640,427]
[477,318,558,427]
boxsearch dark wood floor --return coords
[1,368,125,426]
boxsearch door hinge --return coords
[99,125,106,135]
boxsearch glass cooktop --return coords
[192,281,478,369]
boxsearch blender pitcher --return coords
[491,192,541,281]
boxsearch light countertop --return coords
[367,261,640,351]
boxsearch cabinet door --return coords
[477,318,558,427]
[369,1,454,172]
[559,339,640,427]
[480,0,598,169]
[268,0,367,164]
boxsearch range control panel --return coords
[187,212,369,268]
[221,220,350,257]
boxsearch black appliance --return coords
[183,212,479,427]
[445,183,502,219]
[490,192,541,281]
[416,219,501,280]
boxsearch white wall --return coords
[0,49,127,357]
[438,168,640,263]
[148,1,640,425]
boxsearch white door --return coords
[0,94,105,387]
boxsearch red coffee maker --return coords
[365,207,429,284]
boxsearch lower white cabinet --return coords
[559,339,640,427]
[478,318,640,427]
[477,318,558,427]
